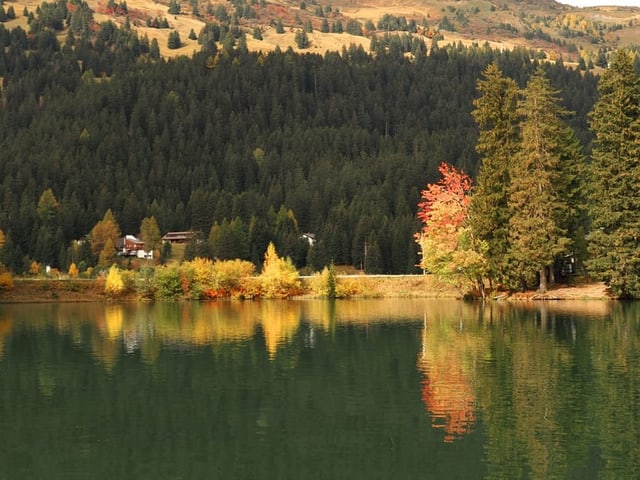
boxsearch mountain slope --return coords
[3,0,640,61]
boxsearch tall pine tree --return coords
[469,63,519,286]
[586,49,640,297]
[508,67,572,292]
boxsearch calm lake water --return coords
[0,299,638,479]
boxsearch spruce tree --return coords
[469,63,519,286]
[586,49,640,297]
[508,67,572,292]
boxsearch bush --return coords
[68,262,79,278]
[104,265,125,297]
[135,266,156,299]
[214,259,255,294]
[154,265,183,299]
[0,271,13,290]
[259,243,301,298]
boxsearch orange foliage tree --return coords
[415,163,488,296]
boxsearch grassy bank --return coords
[0,274,613,303]
[0,274,462,303]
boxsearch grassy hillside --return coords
[2,0,639,61]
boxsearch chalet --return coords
[116,235,153,259]
[301,233,316,246]
[161,231,196,244]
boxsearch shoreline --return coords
[0,276,613,303]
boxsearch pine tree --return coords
[168,0,180,15]
[508,67,572,292]
[586,49,640,297]
[469,63,519,286]
[295,29,309,49]
[167,30,181,49]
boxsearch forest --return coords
[0,0,639,294]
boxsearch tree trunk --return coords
[539,266,548,293]
[476,276,486,301]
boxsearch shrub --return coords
[29,260,41,276]
[259,242,301,298]
[214,259,255,293]
[184,257,216,291]
[135,266,156,300]
[104,265,125,297]
[0,271,13,290]
[154,265,183,299]
[120,269,137,293]
[68,262,79,278]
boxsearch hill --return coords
[2,0,640,61]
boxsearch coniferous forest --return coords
[3,0,640,294]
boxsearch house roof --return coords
[161,231,196,242]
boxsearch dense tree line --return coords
[416,50,640,297]
[0,3,601,276]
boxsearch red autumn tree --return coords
[415,163,487,296]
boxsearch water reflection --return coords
[418,304,481,443]
[2,299,640,479]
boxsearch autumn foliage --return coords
[417,162,472,233]
[415,163,487,294]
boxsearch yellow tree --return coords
[68,262,80,278]
[91,209,121,260]
[259,242,301,298]
[105,264,125,297]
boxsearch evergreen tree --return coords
[364,233,382,274]
[508,67,572,292]
[167,30,181,49]
[37,188,59,226]
[586,49,640,297]
[168,0,180,15]
[469,63,519,286]
[295,29,309,49]
[149,37,160,59]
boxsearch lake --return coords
[0,299,638,479]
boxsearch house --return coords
[161,231,196,244]
[116,235,153,259]
[301,233,316,246]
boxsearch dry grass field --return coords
[5,0,637,60]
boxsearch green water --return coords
[0,299,638,479]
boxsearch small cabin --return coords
[161,231,196,244]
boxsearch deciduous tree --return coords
[91,209,121,261]
[259,242,301,298]
[415,163,487,295]
[105,264,125,296]
[139,216,161,252]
